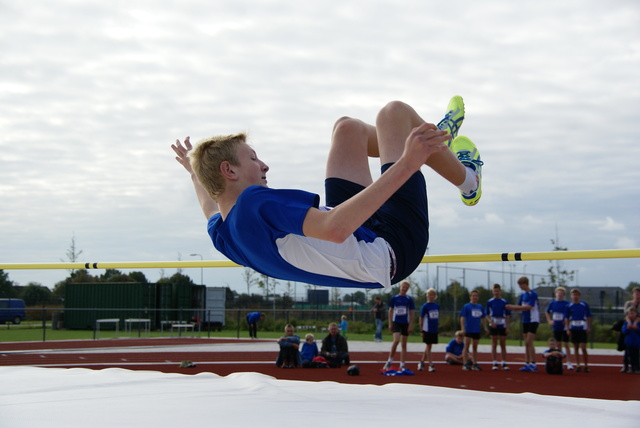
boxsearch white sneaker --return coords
[383,362,391,371]
[428,364,436,372]
[417,361,425,371]
[567,363,574,371]
[492,363,499,371]
[399,363,405,371]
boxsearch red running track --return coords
[1,338,637,401]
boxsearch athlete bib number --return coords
[395,307,407,316]
[552,312,564,321]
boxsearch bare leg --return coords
[326,101,467,186]
[491,336,498,361]
[400,336,408,365]
[500,336,508,362]
[463,337,471,364]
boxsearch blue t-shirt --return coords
[517,290,540,323]
[389,294,415,324]
[486,297,511,327]
[445,338,463,356]
[247,312,262,324]
[208,186,391,289]
[565,301,592,330]
[622,322,640,348]
[460,303,485,334]
[420,302,439,333]
[300,341,319,361]
[546,300,569,331]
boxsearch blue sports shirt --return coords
[517,290,540,323]
[546,300,569,331]
[208,186,392,288]
[420,302,439,333]
[460,303,485,334]
[486,297,511,327]
[389,294,415,324]
[565,301,592,331]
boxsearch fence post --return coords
[41,305,46,342]
[236,310,241,339]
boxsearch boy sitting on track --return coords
[171,97,483,289]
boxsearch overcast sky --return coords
[1,0,638,295]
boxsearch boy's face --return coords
[518,282,528,291]
[284,327,294,336]
[470,292,479,303]
[306,337,314,343]
[555,290,565,300]
[427,291,437,302]
[571,292,580,303]
[234,143,269,188]
[548,339,557,348]
[455,335,464,343]
[628,311,638,321]
[399,282,410,295]
[492,287,501,298]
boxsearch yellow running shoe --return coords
[437,95,465,146]
[451,135,483,206]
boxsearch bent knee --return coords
[376,100,410,121]
[332,116,368,137]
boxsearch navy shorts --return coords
[553,330,570,342]
[325,163,429,283]
[421,332,439,344]
[465,332,480,340]
[570,330,588,344]
[391,322,410,336]
[490,327,507,336]
[523,322,539,334]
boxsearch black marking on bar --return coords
[501,253,508,261]
[515,253,522,261]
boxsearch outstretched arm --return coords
[302,123,449,242]
[171,136,219,220]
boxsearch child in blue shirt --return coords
[542,338,565,375]
[275,324,301,368]
[339,315,348,339]
[300,333,320,368]
[544,286,573,370]
[485,283,511,370]
[565,288,592,373]
[460,289,485,371]
[445,330,465,365]
[418,288,439,372]
[172,97,483,290]
[622,308,640,374]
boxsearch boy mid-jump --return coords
[172,96,483,289]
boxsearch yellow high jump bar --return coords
[0,249,638,270]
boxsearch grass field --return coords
[0,322,618,349]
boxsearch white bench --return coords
[124,318,151,336]
[170,323,195,337]
[95,318,120,339]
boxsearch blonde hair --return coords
[455,330,464,337]
[555,286,566,293]
[305,333,315,341]
[189,132,246,200]
[426,288,437,295]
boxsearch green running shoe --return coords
[451,135,483,206]
[437,95,465,146]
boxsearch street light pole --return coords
[190,253,203,285]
